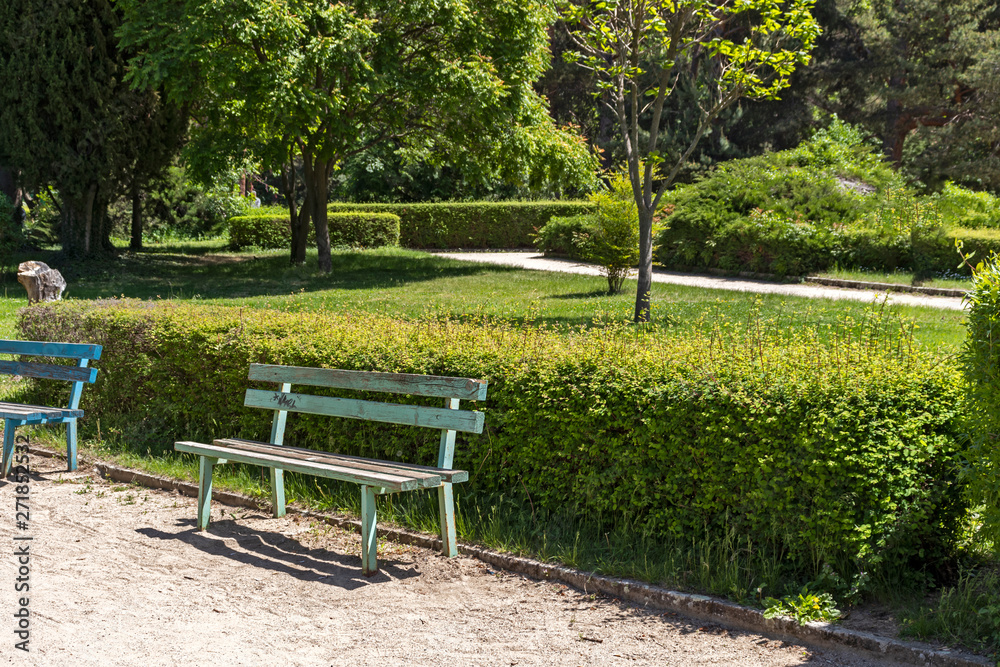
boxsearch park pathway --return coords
[434,251,967,311]
[6,453,892,667]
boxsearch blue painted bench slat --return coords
[175,364,488,576]
[0,340,102,475]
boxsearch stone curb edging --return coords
[59,454,990,667]
[804,276,969,298]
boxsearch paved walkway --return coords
[434,252,967,311]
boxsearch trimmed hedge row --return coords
[655,215,1000,277]
[19,300,967,580]
[228,211,400,250]
[328,201,595,249]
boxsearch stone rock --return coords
[17,261,67,303]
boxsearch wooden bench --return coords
[175,363,488,575]
[0,340,102,475]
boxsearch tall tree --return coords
[0,0,185,257]
[120,0,597,271]
[560,0,820,322]
[807,0,1000,182]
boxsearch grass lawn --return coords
[3,240,967,350]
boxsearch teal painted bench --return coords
[0,339,102,475]
[175,363,488,575]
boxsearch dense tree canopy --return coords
[119,0,597,271]
[0,0,184,257]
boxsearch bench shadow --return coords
[136,517,420,590]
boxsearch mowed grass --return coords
[3,241,967,350]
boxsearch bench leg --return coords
[361,485,378,576]
[65,418,78,472]
[270,467,286,518]
[438,482,458,558]
[197,456,217,530]
[1,420,17,477]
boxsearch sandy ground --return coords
[433,252,967,311]
[0,455,894,667]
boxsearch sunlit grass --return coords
[0,244,968,350]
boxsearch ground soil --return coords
[2,455,899,666]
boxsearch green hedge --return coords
[228,211,399,250]
[18,300,968,580]
[328,201,595,249]
[656,217,1000,277]
[961,257,1000,550]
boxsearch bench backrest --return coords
[245,364,488,469]
[0,340,102,410]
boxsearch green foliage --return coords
[653,121,1000,276]
[763,587,841,625]
[901,567,1000,657]
[933,182,1000,230]
[0,192,21,262]
[961,254,1000,552]
[228,215,293,250]
[0,0,184,256]
[119,0,597,271]
[533,213,597,259]
[229,211,399,250]
[19,299,969,585]
[328,201,595,249]
[112,166,246,242]
[22,191,61,247]
[578,171,640,293]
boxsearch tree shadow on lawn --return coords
[137,518,419,589]
[44,249,519,301]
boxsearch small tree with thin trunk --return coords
[560,0,820,321]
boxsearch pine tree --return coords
[0,0,184,256]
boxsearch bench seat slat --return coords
[0,340,102,360]
[175,441,441,493]
[214,438,468,484]
[0,360,98,383]
[243,389,485,434]
[0,402,82,421]
[249,364,488,401]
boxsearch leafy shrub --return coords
[110,166,249,241]
[533,213,596,258]
[327,212,400,248]
[228,211,400,250]
[228,214,293,249]
[961,254,1000,551]
[657,208,831,276]
[19,300,968,584]
[933,182,1000,230]
[328,201,596,249]
[579,170,640,293]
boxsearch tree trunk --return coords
[0,168,23,223]
[130,181,143,250]
[281,160,310,265]
[302,152,333,273]
[633,206,654,323]
[60,182,111,257]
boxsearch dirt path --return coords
[434,252,967,311]
[1,456,890,666]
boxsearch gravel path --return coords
[434,252,968,311]
[0,455,892,666]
